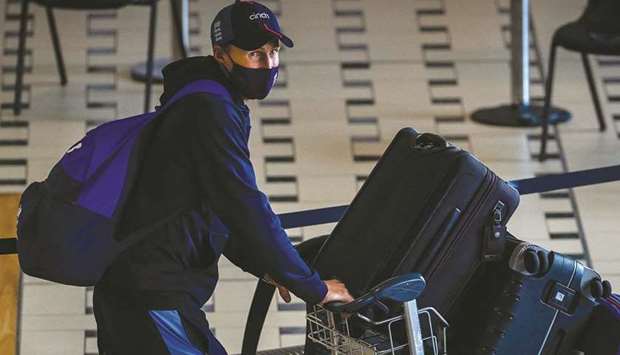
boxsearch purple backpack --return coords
[16,80,231,286]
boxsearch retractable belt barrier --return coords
[1,164,620,255]
[277,164,620,229]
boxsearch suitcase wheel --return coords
[522,249,551,276]
[523,250,539,274]
[591,279,605,299]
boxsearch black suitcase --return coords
[311,127,520,317]
[474,242,602,355]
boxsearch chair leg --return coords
[170,0,188,58]
[539,43,558,162]
[144,2,157,113]
[45,6,67,86]
[13,0,30,115]
[581,53,606,132]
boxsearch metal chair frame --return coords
[539,0,620,160]
[13,0,187,115]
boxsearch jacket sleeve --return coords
[190,97,327,305]
[222,232,264,279]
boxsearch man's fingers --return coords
[278,286,291,303]
[343,291,354,303]
[321,279,355,305]
[263,275,291,303]
[341,286,353,301]
[334,290,353,303]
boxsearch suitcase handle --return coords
[413,133,449,150]
[324,273,426,314]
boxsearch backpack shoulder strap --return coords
[111,81,231,239]
[74,80,230,186]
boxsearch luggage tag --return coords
[483,201,507,261]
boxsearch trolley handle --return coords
[324,273,426,314]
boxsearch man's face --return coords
[214,40,280,71]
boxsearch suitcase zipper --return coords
[427,171,498,279]
[482,201,507,261]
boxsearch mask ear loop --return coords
[217,48,236,77]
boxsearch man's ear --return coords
[212,45,226,65]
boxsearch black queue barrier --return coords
[1,163,620,256]
[0,238,16,255]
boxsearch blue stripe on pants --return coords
[148,310,205,355]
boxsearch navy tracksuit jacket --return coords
[94,56,326,355]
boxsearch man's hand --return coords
[263,276,354,305]
[263,274,292,303]
[321,279,354,305]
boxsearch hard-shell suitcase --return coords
[311,127,520,317]
[474,242,603,355]
[577,293,620,355]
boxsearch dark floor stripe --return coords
[550,232,580,240]
[261,118,291,125]
[0,140,27,146]
[419,25,448,33]
[343,80,372,87]
[277,302,306,311]
[266,176,297,183]
[0,121,28,128]
[334,10,363,17]
[425,61,454,68]
[0,179,26,185]
[429,79,458,86]
[265,156,295,163]
[540,191,571,199]
[279,327,306,335]
[341,62,371,70]
[432,97,461,105]
[545,212,575,219]
[348,117,377,124]
[416,9,444,16]
[346,98,375,106]
[0,158,26,165]
[263,137,293,144]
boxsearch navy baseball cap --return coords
[211,0,294,51]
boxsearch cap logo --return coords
[249,12,270,20]
[213,20,223,41]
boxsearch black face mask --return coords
[224,54,279,100]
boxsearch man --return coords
[93,1,353,354]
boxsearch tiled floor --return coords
[1,0,619,354]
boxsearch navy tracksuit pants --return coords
[93,278,225,355]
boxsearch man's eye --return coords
[250,52,261,58]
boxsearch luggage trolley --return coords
[306,273,448,355]
[255,273,449,355]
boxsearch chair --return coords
[539,0,620,161]
[13,0,188,115]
